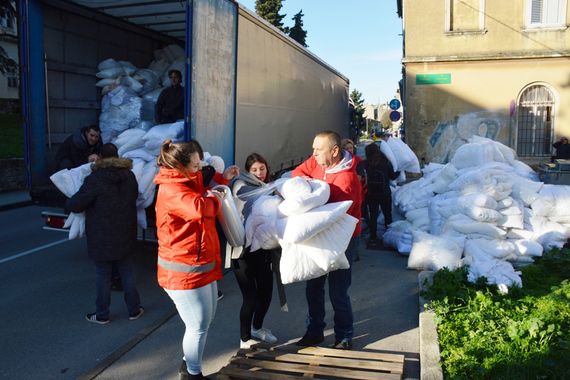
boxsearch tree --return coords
[255,0,288,33]
[350,89,366,133]
[288,10,307,47]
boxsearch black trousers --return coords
[367,192,393,240]
[232,250,273,341]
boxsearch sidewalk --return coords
[89,241,421,379]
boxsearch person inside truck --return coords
[553,137,570,160]
[153,139,238,380]
[65,142,144,325]
[55,125,102,170]
[155,69,184,124]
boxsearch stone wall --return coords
[0,158,26,192]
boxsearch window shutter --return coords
[531,0,544,23]
[544,0,562,24]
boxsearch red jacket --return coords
[154,167,222,290]
[292,153,362,236]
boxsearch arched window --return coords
[516,85,556,157]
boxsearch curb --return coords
[418,271,443,380]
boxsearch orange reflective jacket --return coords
[154,167,222,290]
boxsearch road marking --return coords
[0,238,69,264]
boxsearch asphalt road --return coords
[1,205,420,379]
[0,205,174,380]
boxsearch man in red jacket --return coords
[292,130,362,350]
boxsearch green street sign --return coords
[416,73,451,85]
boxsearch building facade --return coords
[0,3,18,100]
[398,0,570,164]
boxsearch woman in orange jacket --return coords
[154,139,238,380]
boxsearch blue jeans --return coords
[305,237,355,342]
[165,281,217,376]
[94,255,141,320]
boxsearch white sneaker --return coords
[251,327,277,343]
[240,339,258,349]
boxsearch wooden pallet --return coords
[215,344,405,379]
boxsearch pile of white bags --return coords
[385,135,570,289]
[242,177,358,284]
[97,44,185,143]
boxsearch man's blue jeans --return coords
[305,237,356,342]
[94,255,141,320]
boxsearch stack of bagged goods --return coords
[95,44,185,143]
[384,135,570,290]
[237,176,358,284]
[72,44,192,230]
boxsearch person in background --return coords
[154,140,238,380]
[359,142,399,248]
[341,139,363,262]
[231,153,279,349]
[155,69,184,124]
[66,143,143,325]
[292,131,361,350]
[553,137,570,160]
[55,125,102,170]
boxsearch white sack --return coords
[407,231,464,271]
[279,214,356,284]
[275,201,353,243]
[278,178,330,216]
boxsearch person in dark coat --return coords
[358,142,399,248]
[553,137,570,159]
[55,125,102,170]
[155,69,184,124]
[66,143,143,324]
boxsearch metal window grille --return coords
[516,85,555,157]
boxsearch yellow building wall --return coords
[404,58,570,163]
[404,0,570,59]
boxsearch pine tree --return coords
[288,10,307,47]
[350,89,366,132]
[255,0,288,33]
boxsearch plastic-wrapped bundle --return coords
[97,66,125,79]
[134,69,159,95]
[119,60,137,76]
[212,185,246,247]
[98,58,121,71]
[407,231,464,271]
[142,121,184,154]
[386,137,421,173]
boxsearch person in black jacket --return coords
[66,143,143,324]
[55,125,102,170]
[553,137,570,160]
[359,142,399,248]
[155,69,184,124]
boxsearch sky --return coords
[238,0,403,105]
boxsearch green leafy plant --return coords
[425,250,570,379]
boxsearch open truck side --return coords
[19,0,350,206]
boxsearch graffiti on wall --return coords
[428,111,508,163]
